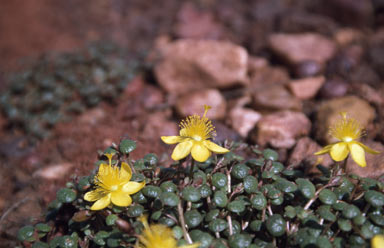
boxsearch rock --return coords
[252,84,302,111]
[229,107,262,138]
[288,137,333,169]
[33,163,73,180]
[288,76,325,100]
[268,33,336,67]
[346,141,384,178]
[351,83,384,106]
[250,111,311,149]
[318,77,349,99]
[142,111,179,139]
[320,0,374,27]
[334,28,365,46]
[249,65,290,87]
[316,96,376,143]
[175,89,227,119]
[213,121,242,143]
[174,2,225,40]
[155,39,248,95]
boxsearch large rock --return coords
[250,111,311,149]
[268,33,336,67]
[288,76,325,100]
[288,137,333,169]
[155,39,248,95]
[175,89,227,119]
[252,84,302,111]
[316,96,376,143]
[229,107,262,138]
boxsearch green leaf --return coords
[161,192,179,207]
[251,193,267,210]
[295,178,315,199]
[199,184,212,198]
[231,164,250,180]
[185,210,203,228]
[17,225,34,242]
[35,223,52,233]
[317,205,336,222]
[243,176,258,194]
[143,153,158,167]
[337,218,352,232]
[266,214,286,237]
[275,178,297,193]
[263,149,279,161]
[160,181,178,193]
[127,205,144,217]
[227,200,246,214]
[341,204,360,219]
[182,186,201,202]
[364,190,384,207]
[213,191,228,208]
[318,189,337,205]
[208,219,228,232]
[212,173,227,189]
[119,139,136,154]
[228,234,252,248]
[57,188,77,203]
[106,214,118,226]
[142,185,162,198]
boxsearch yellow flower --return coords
[372,235,384,248]
[136,215,199,248]
[315,112,380,167]
[84,154,145,210]
[161,105,229,162]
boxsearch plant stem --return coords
[227,215,233,236]
[178,201,192,244]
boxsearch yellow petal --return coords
[348,142,367,167]
[171,140,193,160]
[98,163,109,176]
[357,142,381,154]
[179,243,201,248]
[84,189,106,202]
[314,144,333,155]
[191,143,211,162]
[120,162,132,181]
[111,191,133,207]
[161,136,184,144]
[330,142,349,161]
[372,235,384,248]
[90,194,111,210]
[122,181,145,194]
[203,140,229,154]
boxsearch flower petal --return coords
[191,143,211,162]
[203,140,229,154]
[171,140,193,161]
[179,244,200,248]
[330,142,349,161]
[314,144,333,155]
[357,142,381,154]
[84,189,106,202]
[90,194,111,210]
[348,142,367,167]
[111,191,133,207]
[122,181,145,194]
[161,136,184,144]
[372,235,384,248]
[120,162,132,181]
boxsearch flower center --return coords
[110,185,118,191]
[179,105,216,141]
[329,112,364,142]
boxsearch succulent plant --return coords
[0,41,140,141]
[18,139,384,247]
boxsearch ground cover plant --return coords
[17,107,384,248]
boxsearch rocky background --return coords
[1,0,384,246]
